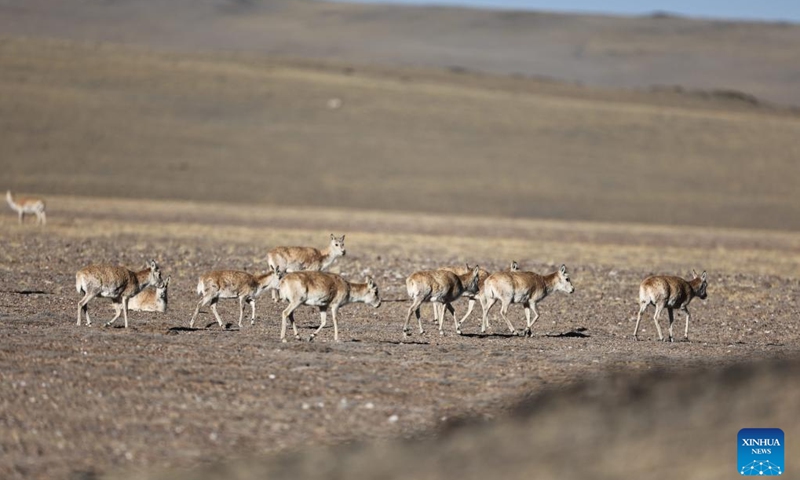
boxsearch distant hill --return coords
[2,0,800,106]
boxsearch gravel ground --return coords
[1,198,798,479]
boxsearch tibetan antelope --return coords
[266,234,346,301]
[438,264,490,330]
[633,270,708,342]
[76,260,162,328]
[6,191,46,225]
[481,264,574,337]
[279,271,381,343]
[126,276,170,313]
[403,266,481,337]
[441,261,520,332]
[190,268,284,328]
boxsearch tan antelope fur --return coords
[190,268,284,328]
[437,264,491,330]
[403,266,481,336]
[481,264,574,337]
[6,190,46,225]
[279,271,381,343]
[266,234,346,301]
[633,270,708,342]
[126,276,171,313]
[76,260,162,328]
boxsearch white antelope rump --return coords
[76,260,162,328]
[126,276,171,313]
[6,190,46,225]
[633,270,708,342]
[481,264,574,337]
[437,264,490,330]
[266,234,346,301]
[279,271,381,343]
[403,266,482,337]
[189,268,284,328]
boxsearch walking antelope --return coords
[127,275,171,312]
[437,264,490,330]
[266,234,346,301]
[633,270,708,342]
[403,266,481,336]
[481,264,574,337]
[279,271,381,343]
[6,191,46,225]
[76,260,162,328]
[190,268,284,328]
[438,261,520,331]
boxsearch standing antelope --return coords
[190,268,284,328]
[76,260,162,328]
[6,190,46,225]
[266,234,346,301]
[633,270,708,342]
[403,266,481,337]
[279,271,381,343]
[481,264,574,337]
[126,276,171,313]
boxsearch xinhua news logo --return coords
[738,428,784,476]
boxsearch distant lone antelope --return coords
[190,268,284,328]
[279,271,381,342]
[266,234,346,301]
[633,270,708,342]
[126,276,171,313]
[481,264,574,337]
[76,260,162,328]
[403,266,481,336]
[6,190,46,225]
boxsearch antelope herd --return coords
[7,194,710,343]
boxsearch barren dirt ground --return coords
[1,197,798,479]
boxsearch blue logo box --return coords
[738,428,784,476]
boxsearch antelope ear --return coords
[472,265,480,275]
[560,264,567,274]
[164,276,171,286]
[701,271,707,282]
[330,233,335,240]
[340,234,345,241]
[692,269,699,278]
[366,276,375,287]
[149,259,159,270]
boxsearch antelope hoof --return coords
[308,334,315,342]
[281,338,287,343]
[294,335,301,341]
[456,329,462,335]
[682,337,690,342]
[439,330,444,336]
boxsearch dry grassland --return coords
[1,37,799,230]
[0,197,798,479]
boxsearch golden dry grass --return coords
[1,37,799,230]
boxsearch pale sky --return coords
[330,0,800,22]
